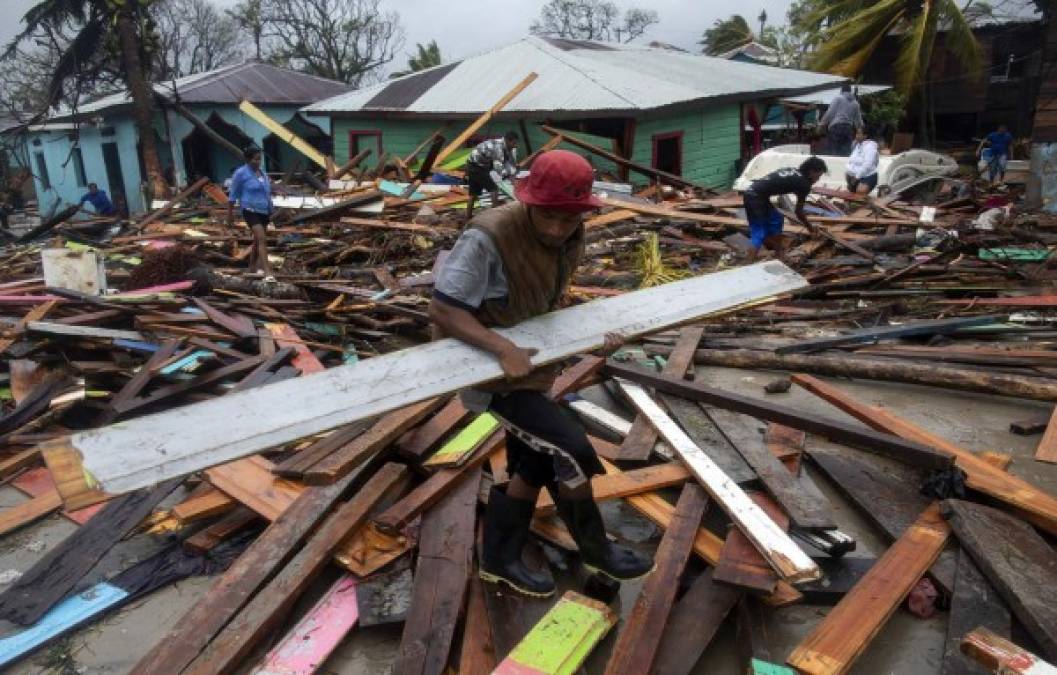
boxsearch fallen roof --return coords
[51,61,352,121]
[781,84,892,106]
[305,36,847,117]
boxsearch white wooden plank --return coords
[568,400,633,436]
[616,378,820,583]
[71,262,806,495]
[27,322,145,341]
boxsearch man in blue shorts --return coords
[977,123,1014,185]
[743,156,828,261]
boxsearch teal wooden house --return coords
[303,37,846,190]
[24,62,350,215]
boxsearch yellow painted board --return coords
[238,100,328,169]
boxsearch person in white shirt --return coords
[845,128,880,194]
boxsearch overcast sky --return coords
[1,0,796,77]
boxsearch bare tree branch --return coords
[531,0,658,43]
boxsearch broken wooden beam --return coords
[943,549,1013,675]
[651,569,741,675]
[961,627,1057,675]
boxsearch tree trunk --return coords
[651,347,1057,403]
[115,9,168,203]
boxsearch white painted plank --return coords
[27,322,145,341]
[71,262,806,495]
[616,378,820,583]
[567,400,632,436]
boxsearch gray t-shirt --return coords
[433,228,509,411]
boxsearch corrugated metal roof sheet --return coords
[54,62,351,119]
[305,37,846,116]
[782,84,892,106]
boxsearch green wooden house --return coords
[303,37,846,189]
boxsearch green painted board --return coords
[496,591,616,675]
[423,412,500,468]
[979,248,1052,261]
[751,658,797,675]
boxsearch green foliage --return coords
[859,89,907,139]
[392,40,442,78]
[700,14,753,55]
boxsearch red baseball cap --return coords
[515,149,603,213]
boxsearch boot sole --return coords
[479,570,556,598]
[583,560,657,583]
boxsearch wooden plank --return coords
[251,574,359,675]
[961,627,1057,675]
[598,195,743,226]
[1036,404,1057,463]
[943,499,1057,661]
[396,398,471,462]
[534,462,691,517]
[0,300,57,353]
[305,398,444,484]
[604,484,708,675]
[206,455,303,521]
[423,412,500,469]
[707,407,836,530]
[663,397,756,484]
[238,99,329,169]
[27,321,144,341]
[433,73,538,166]
[584,209,637,229]
[547,355,605,400]
[738,597,796,673]
[273,419,373,480]
[0,479,179,626]
[598,457,802,607]
[605,362,953,471]
[112,356,266,414]
[66,262,807,499]
[943,549,1013,675]
[787,502,950,675]
[457,574,497,675]
[184,508,259,554]
[10,467,103,525]
[776,315,999,354]
[266,323,325,374]
[392,468,479,675]
[792,375,1057,536]
[171,488,236,523]
[713,491,786,595]
[332,521,415,578]
[808,445,957,595]
[0,490,63,537]
[652,569,741,675]
[494,591,616,675]
[617,379,819,583]
[619,326,704,461]
[184,463,408,674]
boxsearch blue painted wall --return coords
[26,104,333,215]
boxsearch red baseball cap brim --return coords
[514,180,604,213]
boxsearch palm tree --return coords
[391,40,442,78]
[7,1,169,199]
[700,15,755,56]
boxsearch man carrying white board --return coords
[430,149,654,597]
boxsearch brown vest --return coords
[463,202,584,392]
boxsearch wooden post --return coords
[434,73,539,167]
[238,100,329,169]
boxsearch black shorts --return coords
[846,173,878,193]
[743,192,774,223]
[489,390,604,490]
[243,210,270,227]
[466,163,498,197]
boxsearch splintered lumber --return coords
[943,499,1057,661]
[713,491,786,595]
[434,73,539,167]
[184,464,408,674]
[810,440,960,590]
[619,326,703,461]
[707,407,835,530]
[458,574,497,675]
[205,455,302,521]
[130,456,382,675]
[652,569,741,675]
[598,458,802,607]
[305,399,444,484]
[662,397,756,484]
[604,484,708,675]
[944,550,1013,675]
[61,262,806,501]
[787,503,950,675]
[252,574,359,675]
[1035,404,1057,463]
[775,315,1000,354]
[961,627,1057,675]
[0,479,179,626]
[11,467,103,525]
[0,490,63,537]
[397,398,471,462]
[598,196,742,226]
[392,469,480,675]
[617,379,819,583]
[273,419,374,480]
[605,362,951,471]
[333,520,415,577]
[793,375,1057,537]
[534,462,691,517]
[424,412,500,468]
[690,349,1057,403]
[239,99,328,168]
[135,176,210,228]
[494,591,617,675]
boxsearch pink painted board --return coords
[0,295,63,305]
[111,280,194,296]
[252,574,359,675]
[266,323,325,374]
[11,467,105,525]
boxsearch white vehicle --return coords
[734,144,960,196]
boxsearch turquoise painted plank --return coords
[0,582,128,668]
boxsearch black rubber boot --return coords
[480,486,556,597]
[554,493,655,582]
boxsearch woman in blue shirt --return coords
[227,147,274,275]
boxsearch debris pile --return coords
[0,132,1056,675]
